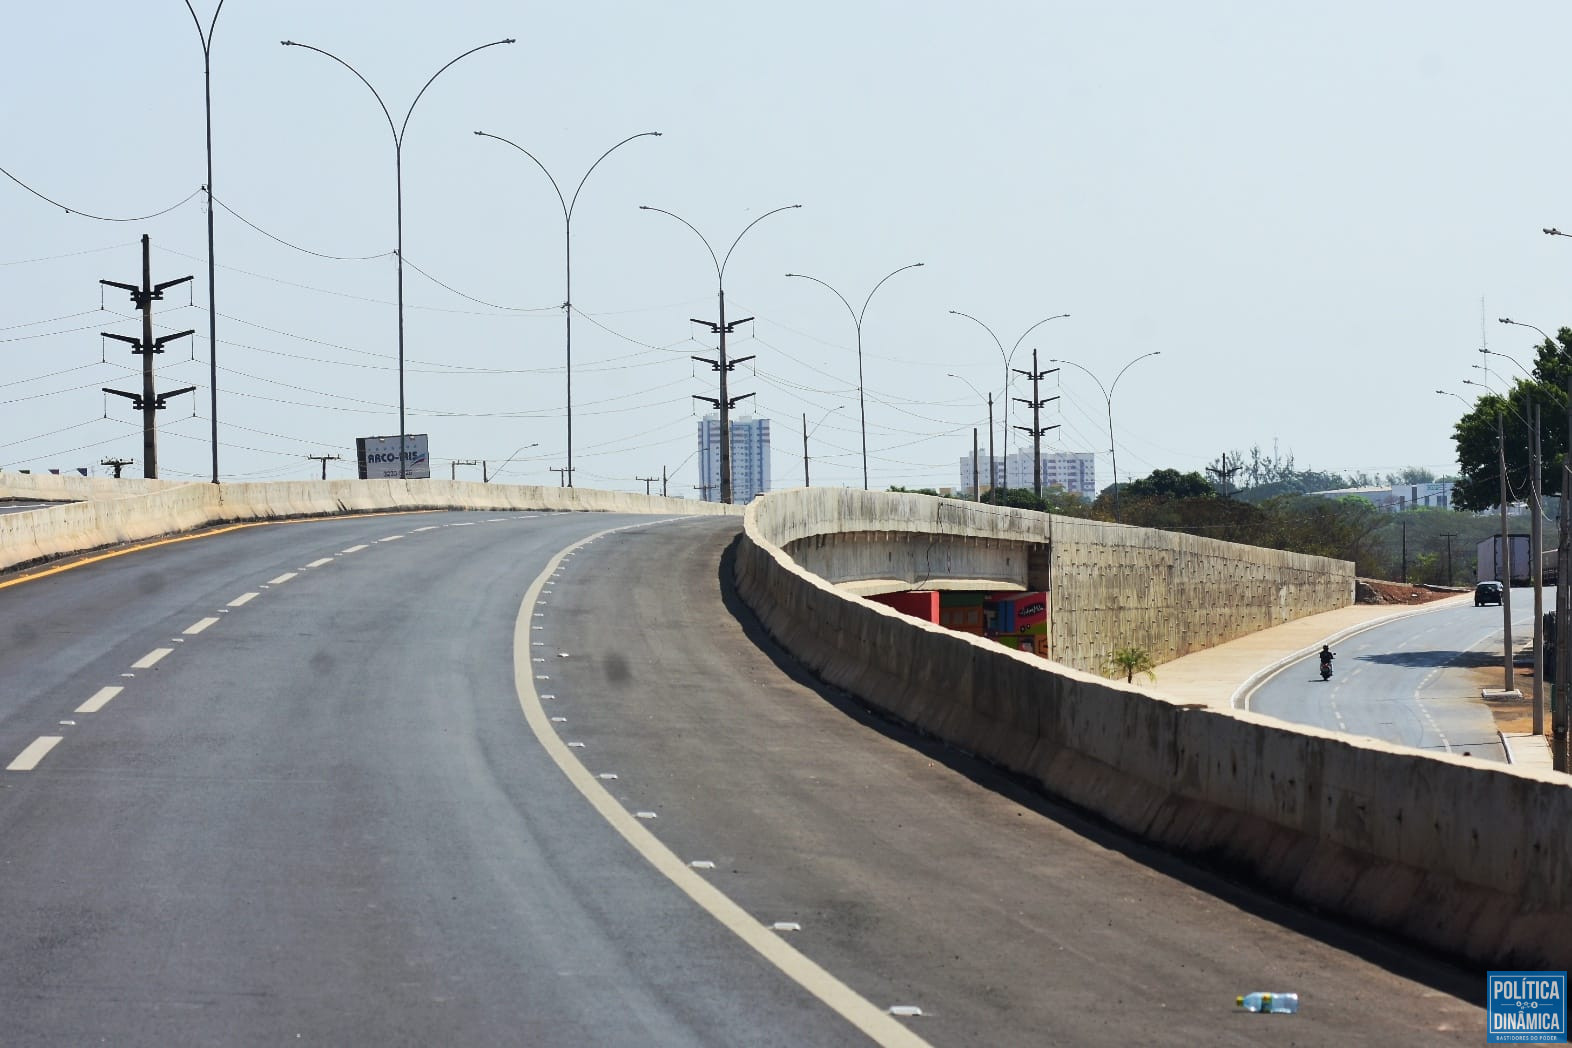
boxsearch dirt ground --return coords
[1355,578,1466,605]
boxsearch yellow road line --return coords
[0,509,445,591]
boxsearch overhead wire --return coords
[0,165,202,222]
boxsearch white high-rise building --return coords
[957,450,1096,498]
[698,414,771,503]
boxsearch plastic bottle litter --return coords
[1236,992,1299,1014]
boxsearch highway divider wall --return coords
[735,488,1571,968]
[0,474,738,575]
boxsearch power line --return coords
[0,165,203,222]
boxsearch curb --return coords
[1230,596,1473,711]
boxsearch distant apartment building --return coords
[957,450,1096,498]
[698,413,770,503]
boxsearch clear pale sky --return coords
[4,2,1569,495]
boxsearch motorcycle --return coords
[1319,653,1334,680]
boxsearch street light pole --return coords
[801,405,841,486]
[283,36,515,480]
[184,0,226,483]
[785,262,924,489]
[950,311,1070,496]
[640,203,802,504]
[474,130,661,487]
[1050,352,1161,522]
[949,372,996,503]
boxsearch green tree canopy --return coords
[1447,327,1571,512]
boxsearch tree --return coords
[1123,468,1215,500]
[1104,646,1157,684]
[1447,327,1572,512]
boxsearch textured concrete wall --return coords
[0,476,739,575]
[734,488,1572,968]
[758,487,1351,674]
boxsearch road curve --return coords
[0,510,1485,1045]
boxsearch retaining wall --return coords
[735,488,1572,968]
[0,474,738,575]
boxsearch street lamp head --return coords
[1499,317,1513,324]
[1545,228,1563,236]
[281,39,295,46]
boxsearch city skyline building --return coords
[699,414,771,503]
[957,450,1097,498]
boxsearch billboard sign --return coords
[357,434,430,480]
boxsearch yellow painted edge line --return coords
[512,521,931,1047]
[0,508,444,592]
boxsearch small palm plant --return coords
[1104,646,1157,685]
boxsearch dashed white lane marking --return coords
[132,648,173,669]
[378,535,404,543]
[413,526,439,533]
[267,572,297,585]
[511,522,930,1048]
[306,557,334,568]
[7,736,63,771]
[76,686,123,714]
[486,518,506,522]
[341,544,369,554]
[228,592,259,607]
[184,617,220,636]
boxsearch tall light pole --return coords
[802,404,842,486]
[282,36,515,480]
[949,372,996,503]
[640,203,801,504]
[785,262,924,489]
[184,0,226,483]
[1050,352,1161,522]
[474,130,661,487]
[950,311,1070,496]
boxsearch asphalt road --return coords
[0,511,1487,1044]
[1246,594,1535,761]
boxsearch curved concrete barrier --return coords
[735,488,1572,968]
[0,474,739,575]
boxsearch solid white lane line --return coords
[184,617,220,635]
[267,572,297,585]
[228,592,259,607]
[306,557,334,568]
[132,648,173,669]
[77,686,124,714]
[7,736,63,771]
[512,522,929,1048]
[341,544,369,554]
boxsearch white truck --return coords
[1477,533,1534,586]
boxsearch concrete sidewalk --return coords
[1151,594,1560,775]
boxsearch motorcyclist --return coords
[1319,645,1334,670]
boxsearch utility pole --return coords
[100,458,134,479]
[972,428,980,502]
[1557,369,1572,772]
[802,412,811,487]
[308,453,342,480]
[1498,411,1516,696]
[661,465,668,497]
[986,393,996,504]
[99,235,196,479]
[550,467,572,487]
[690,315,755,504]
[1400,517,1408,583]
[1440,532,1458,587]
[1012,349,1060,500]
[1527,396,1545,736]
[450,458,477,481]
[637,475,658,495]
[1207,452,1240,498]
